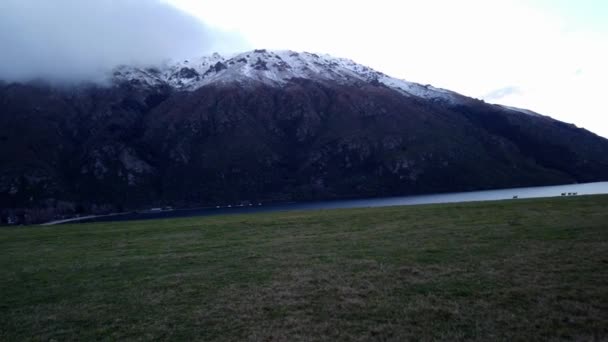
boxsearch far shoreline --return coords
[38,181,608,226]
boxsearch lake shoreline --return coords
[48,181,608,225]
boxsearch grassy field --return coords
[1,196,607,341]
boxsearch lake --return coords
[76,181,608,224]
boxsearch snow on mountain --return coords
[496,104,544,117]
[111,49,462,103]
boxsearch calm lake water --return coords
[78,181,608,224]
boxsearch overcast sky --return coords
[0,0,606,138]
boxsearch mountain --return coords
[1,49,608,223]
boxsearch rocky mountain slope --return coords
[1,49,607,222]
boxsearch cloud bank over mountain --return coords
[0,0,247,83]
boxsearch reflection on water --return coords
[81,182,608,224]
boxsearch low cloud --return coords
[482,86,523,101]
[0,0,247,83]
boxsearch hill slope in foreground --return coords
[1,195,607,340]
[1,49,608,223]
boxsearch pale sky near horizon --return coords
[166,0,608,138]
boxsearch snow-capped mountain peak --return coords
[111,49,460,102]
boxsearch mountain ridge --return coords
[112,49,465,103]
[1,49,607,224]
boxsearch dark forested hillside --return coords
[2,50,607,223]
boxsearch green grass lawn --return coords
[1,196,608,341]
